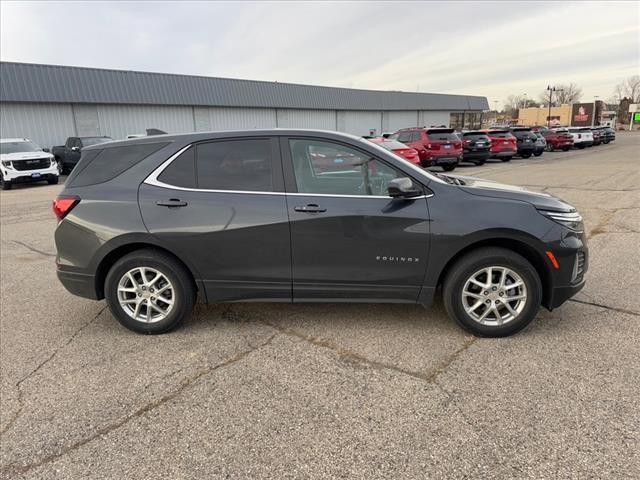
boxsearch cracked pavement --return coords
[1,133,639,479]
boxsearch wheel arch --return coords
[93,239,202,301]
[435,237,552,308]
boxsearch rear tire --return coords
[521,152,532,159]
[47,176,59,185]
[501,156,512,162]
[533,151,543,157]
[562,147,570,151]
[104,249,196,334]
[474,160,486,166]
[442,165,456,172]
[546,144,554,152]
[443,247,542,337]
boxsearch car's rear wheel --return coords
[442,165,456,172]
[47,176,59,185]
[546,144,554,152]
[443,247,541,337]
[104,249,196,334]
[501,156,512,162]
[474,160,486,166]
[521,152,532,158]
[563,147,570,151]
[533,151,543,157]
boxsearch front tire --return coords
[47,176,59,185]
[1,175,11,190]
[104,249,196,334]
[443,247,541,337]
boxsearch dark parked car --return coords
[542,129,573,151]
[484,129,517,162]
[457,131,491,165]
[390,128,462,171]
[509,127,537,158]
[52,136,113,174]
[54,130,588,337]
[593,126,615,144]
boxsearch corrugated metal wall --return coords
[0,102,76,148]
[96,105,195,138]
[0,102,461,147]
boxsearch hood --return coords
[452,175,575,212]
[0,151,53,161]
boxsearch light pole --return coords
[546,85,563,127]
[593,96,599,127]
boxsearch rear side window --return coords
[157,147,196,188]
[67,143,168,187]
[196,139,272,192]
[395,131,413,143]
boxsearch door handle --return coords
[294,204,326,213]
[156,199,188,207]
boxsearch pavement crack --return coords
[568,298,639,317]
[0,306,107,438]
[260,320,476,384]
[10,240,56,258]
[0,332,277,477]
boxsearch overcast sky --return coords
[1,1,638,106]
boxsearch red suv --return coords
[542,129,573,151]
[484,129,517,162]
[391,128,461,171]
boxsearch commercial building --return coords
[0,62,489,147]
[517,105,572,126]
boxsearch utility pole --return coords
[546,85,563,127]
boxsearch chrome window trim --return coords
[144,143,433,199]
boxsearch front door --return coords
[282,137,430,302]
[139,137,291,302]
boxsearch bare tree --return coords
[539,83,583,106]
[614,75,640,103]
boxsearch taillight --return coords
[578,134,582,139]
[464,139,472,144]
[454,142,461,148]
[52,195,80,220]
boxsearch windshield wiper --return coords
[435,173,466,185]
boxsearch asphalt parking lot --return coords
[1,133,639,479]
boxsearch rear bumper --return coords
[491,150,516,158]
[421,156,460,167]
[57,268,99,300]
[462,150,490,161]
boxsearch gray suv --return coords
[53,130,588,337]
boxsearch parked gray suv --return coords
[54,130,588,337]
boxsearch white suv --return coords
[567,128,594,149]
[0,138,59,190]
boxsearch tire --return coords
[474,160,486,166]
[442,165,456,172]
[521,152,532,159]
[1,175,11,190]
[501,156,512,162]
[546,144,554,152]
[533,151,543,157]
[47,176,59,185]
[443,247,542,337]
[104,249,196,334]
[562,147,570,151]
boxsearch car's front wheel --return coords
[1,174,11,190]
[443,247,541,337]
[546,144,554,152]
[47,176,59,185]
[104,249,196,334]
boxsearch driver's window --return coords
[289,139,407,196]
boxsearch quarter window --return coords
[289,139,411,196]
[158,147,196,188]
[196,139,273,191]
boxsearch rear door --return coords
[139,137,292,302]
[281,137,430,302]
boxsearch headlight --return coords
[538,209,583,231]
[1,160,12,168]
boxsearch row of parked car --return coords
[366,125,616,172]
[0,124,617,189]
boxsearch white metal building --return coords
[0,62,489,148]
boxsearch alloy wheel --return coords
[117,267,175,323]
[461,266,527,326]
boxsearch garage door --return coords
[97,105,195,139]
[384,111,418,132]
[276,109,336,130]
[340,111,383,136]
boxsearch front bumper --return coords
[2,164,59,182]
[548,277,586,309]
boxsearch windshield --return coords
[0,140,42,154]
[82,137,113,146]
[378,140,412,150]
[487,131,513,138]
[358,138,446,184]
[427,131,457,141]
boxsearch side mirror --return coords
[388,177,422,198]
[71,146,80,152]
[42,147,50,153]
